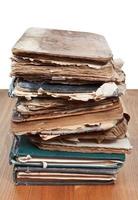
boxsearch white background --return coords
[0,0,137,89]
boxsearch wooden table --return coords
[0,90,138,200]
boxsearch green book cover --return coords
[10,135,125,161]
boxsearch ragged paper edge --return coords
[12,120,118,136]
[11,82,126,101]
[37,82,126,101]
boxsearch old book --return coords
[12,97,123,122]
[11,57,125,85]
[12,28,112,61]
[27,116,128,144]
[10,135,125,167]
[30,136,132,154]
[11,28,125,85]
[10,135,125,169]
[9,78,126,101]
[11,100,124,135]
[15,172,117,184]
[14,166,119,175]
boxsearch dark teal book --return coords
[10,135,125,168]
[10,135,125,160]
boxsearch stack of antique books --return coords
[9,28,132,185]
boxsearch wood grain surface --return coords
[0,90,138,200]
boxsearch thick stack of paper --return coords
[9,28,132,185]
